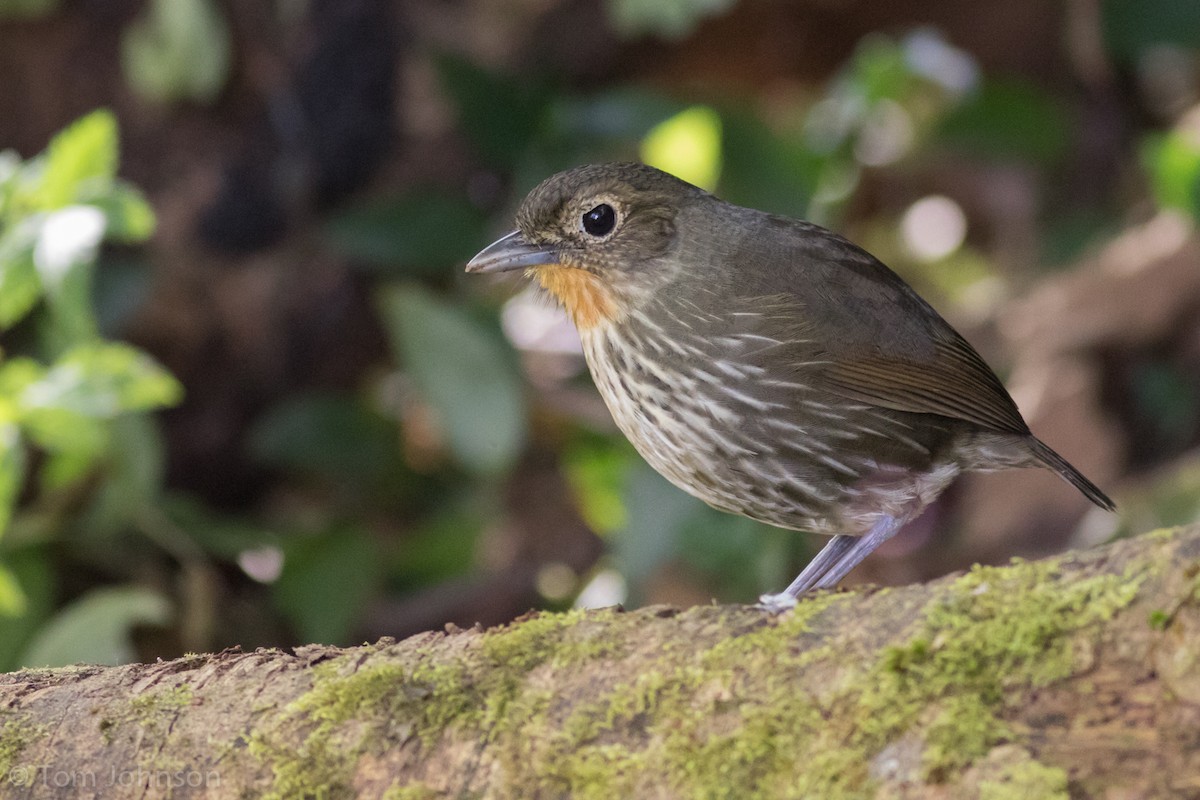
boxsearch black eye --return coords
[582,204,616,237]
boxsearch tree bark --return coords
[1,526,1198,799]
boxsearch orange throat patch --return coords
[532,265,621,330]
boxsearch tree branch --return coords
[2,526,1199,799]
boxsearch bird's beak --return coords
[465,230,559,274]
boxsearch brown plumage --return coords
[467,163,1114,603]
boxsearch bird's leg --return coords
[782,534,857,596]
[809,515,904,590]
[756,534,857,611]
[757,516,905,612]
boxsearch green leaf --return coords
[640,105,723,191]
[20,409,108,463]
[606,0,737,39]
[0,421,25,541]
[564,434,635,534]
[249,391,409,495]
[389,506,482,588]
[121,0,232,105]
[937,79,1071,164]
[1144,131,1200,218]
[22,342,183,419]
[436,55,549,169]
[36,110,118,210]
[92,181,157,242]
[0,221,43,328]
[20,586,170,667]
[34,205,107,346]
[846,34,914,105]
[81,414,166,535]
[273,526,381,644]
[325,192,487,274]
[378,284,527,475]
[0,357,45,400]
[0,561,27,616]
[0,149,20,217]
[41,446,105,491]
[1103,0,1200,61]
[0,549,55,672]
[17,344,181,461]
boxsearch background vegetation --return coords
[0,0,1198,667]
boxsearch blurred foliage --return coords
[1114,458,1200,538]
[1144,117,1200,217]
[938,79,1071,164]
[1,0,1200,666]
[121,0,232,105]
[273,524,382,644]
[0,110,181,667]
[606,0,737,39]
[326,192,488,276]
[437,54,552,172]
[378,284,528,476]
[20,586,170,667]
[0,0,57,19]
[1102,0,1200,61]
[640,105,724,191]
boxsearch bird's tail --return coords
[1029,437,1115,511]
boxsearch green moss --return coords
[847,558,1143,783]
[978,755,1070,800]
[248,730,355,800]
[248,661,411,800]
[1147,526,1182,542]
[250,609,633,799]
[524,554,1143,799]
[0,714,47,780]
[382,784,442,800]
[248,541,1157,799]
[509,595,845,800]
[96,683,195,747]
[922,694,1012,779]
[129,684,194,717]
[479,607,622,670]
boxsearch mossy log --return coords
[2,527,1200,799]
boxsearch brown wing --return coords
[818,334,1030,435]
[731,211,1031,436]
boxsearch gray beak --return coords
[466,230,560,274]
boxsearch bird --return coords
[466,162,1114,606]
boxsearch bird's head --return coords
[467,163,701,329]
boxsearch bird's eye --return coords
[581,204,616,237]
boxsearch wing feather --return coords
[818,342,1029,434]
[724,213,1031,436]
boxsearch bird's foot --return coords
[755,592,798,614]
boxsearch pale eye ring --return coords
[581,203,616,237]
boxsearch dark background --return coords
[0,0,1198,667]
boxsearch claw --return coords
[755,592,798,614]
